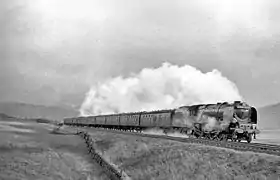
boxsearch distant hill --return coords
[0,102,79,121]
[0,113,17,121]
[258,103,280,130]
[0,101,277,129]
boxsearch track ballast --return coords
[70,125,280,156]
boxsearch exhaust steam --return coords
[80,62,242,116]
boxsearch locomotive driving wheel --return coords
[219,133,227,141]
[246,133,252,143]
[231,131,238,142]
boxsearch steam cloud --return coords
[80,63,242,116]
[172,108,229,132]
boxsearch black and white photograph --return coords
[1,0,280,179]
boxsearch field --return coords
[1,116,280,180]
[0,119,111,180]
[73,127,280,180]
[254,129,280,145]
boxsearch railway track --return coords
[71,126,280,156]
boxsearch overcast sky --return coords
[1,0,280,108]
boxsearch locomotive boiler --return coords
[64,101,258,143]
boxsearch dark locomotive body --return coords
[64,101,258,143]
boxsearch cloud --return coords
[1,0,280,108]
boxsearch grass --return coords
[0,120,111,180]
[78,128,280,180]
[2,118,279,180]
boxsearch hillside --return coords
[0,101,278,129]
[258,103,280,130]
[0,102,79,121]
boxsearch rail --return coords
[76,126,280,157]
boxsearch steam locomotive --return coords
[64,101,258,143]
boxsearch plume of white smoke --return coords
[142,128,190,138]
[202,116,223,131]
[80,62,242,116]
[172,108,224,132]
[142,128,165,136]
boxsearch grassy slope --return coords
[80,128,280,180]
[0,119,110,180]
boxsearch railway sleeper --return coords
[72,126,280,157]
